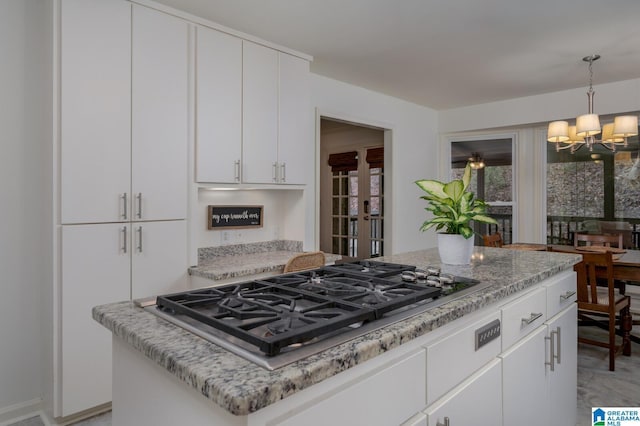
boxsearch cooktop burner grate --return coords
[154,261,477,358]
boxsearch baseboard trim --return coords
[51,403,111,426]
[0,399,43,425]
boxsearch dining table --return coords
[547,244,640,282]
[548,244,640,343]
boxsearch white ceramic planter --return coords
[437,233,474,265]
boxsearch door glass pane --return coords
[451,138,513,244]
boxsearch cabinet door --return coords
[131,220,188,299]
[277,52,311,185]
[547,304,577,426]
[195,26,242,183]
[500,326,547,426]
[131,5,188,220]
[242,41,279,183]
[425,359,502,426]
[61,224,130,415]
[60,0,131,224]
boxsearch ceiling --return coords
[153,0,640,110]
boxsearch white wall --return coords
[310,74,440,254]
[194,189,305,252]
[0,0,52,418]
[438,78,640,133]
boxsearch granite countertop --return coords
[189,240,341,281]
[93,247,581,416]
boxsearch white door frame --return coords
[440,131,519,242]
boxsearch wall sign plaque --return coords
[207,205,263,230]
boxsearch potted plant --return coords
[415,163,497,264]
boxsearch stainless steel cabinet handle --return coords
[272,162,278,182]
[121,226,127,254]
[545,329,558,371]
[136,226,143,253]
[436,417,450,426]
[121,193,128,220]
[136,193,142,219]
[521,312,543,325]
[560,290,576,300]
[280,162,286,182]
[555,326,562,364]
[234,160,240,182]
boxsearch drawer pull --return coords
[436,417,450,426]
[521,312,543,325]
[560,290,576,300]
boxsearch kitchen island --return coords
[93,247,581,426]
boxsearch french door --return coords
[327,147,384,260]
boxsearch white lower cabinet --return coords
[547,304,577,426]
[501,326,547,426]
[424,359,502,426]
[501,304,576,426]
[60,221,187,415]
[426,312,502,405]
[61,223,130,415]
[275,350,426,426]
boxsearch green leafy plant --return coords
[415,163,497,239]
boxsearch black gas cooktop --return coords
[154,261,479,361]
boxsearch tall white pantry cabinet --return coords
[57,0,188,417]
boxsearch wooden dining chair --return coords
[573,232,628,295]
[283,251,326,273]
[574,232,623,248]
[574,251,632,371]
[483,232,503,248]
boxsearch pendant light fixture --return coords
[468,153,485,169]
[547,55,638,153]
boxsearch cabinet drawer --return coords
[276,350,426,426]
[501,287,546,349]
[545,270,577,318]
[426,312,501,405]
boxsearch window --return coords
[546,131,640,248]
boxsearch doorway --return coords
[450,137,515,245]
[319,118,385,260]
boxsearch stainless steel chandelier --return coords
[547,55,638,153]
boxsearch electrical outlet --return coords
[221,231,230,244]
[475,319,501,350]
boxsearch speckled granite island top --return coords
[93,247,581,416]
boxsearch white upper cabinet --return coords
[194,34,311,185]
[195,26,242,183]
[61,1,188,224]
[132,5,188,221]
[60,0,131,224]
[242,40,279,184]
[278,52,311,185]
